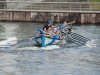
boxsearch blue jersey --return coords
[59,24,66,30]
[38,29,44,34]
[53,34,59,39]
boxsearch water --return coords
[0,22,100,75]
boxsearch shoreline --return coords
[0,21,100,25]
[0,12,100,24]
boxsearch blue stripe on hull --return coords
[35,36,62,47]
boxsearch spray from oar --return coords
[0,37,17,49]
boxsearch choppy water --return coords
[0,22,100,75]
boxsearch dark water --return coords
[0,22,100,75]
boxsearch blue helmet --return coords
[48,20,53,25]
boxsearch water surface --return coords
[0,22,100,75]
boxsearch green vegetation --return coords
[89,0,100,2]
[89,0,100,10]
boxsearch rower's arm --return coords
[67,21,75,25]
[43,28,47,32]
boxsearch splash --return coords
[13,45,60,51]
[17,46,41,50]
[0,37,17,47]
[7,37,17,45]
[41,45,60,50]
[86,40,97,47]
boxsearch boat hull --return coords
[35,36,62,47]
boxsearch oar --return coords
[17,35,38,42]
[69,33,89,43]
[68,37,86,46]
[69,22,91,41]
[68,38,84,46]
[72,33,90,43]
[0,35,38,49]
[73,33,91,41]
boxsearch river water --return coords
[0,22,100,75]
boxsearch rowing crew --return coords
[32,20,75,40]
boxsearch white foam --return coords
[0,40,8,46]
[86,40,97,47]
[13,45,60,51]
[0,37,17,46]
[41,45,60,50]
[7,37,17,45]
[7,37,17,41]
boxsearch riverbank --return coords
[0,11,100,24]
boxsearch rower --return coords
[59,20,75,30]
[43,20,53,32]
[37,20,53,36]
[59,21,75,34]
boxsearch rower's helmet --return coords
[48,20,53,25]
